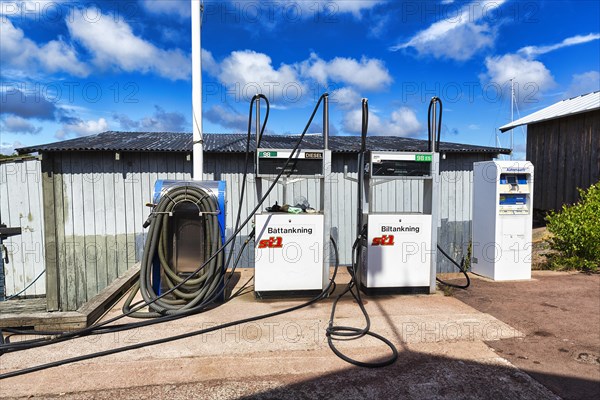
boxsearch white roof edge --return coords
[499,91,600,133]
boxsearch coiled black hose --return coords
[122,94,271,318]
[123,184,224,317]
[326,228,398,368]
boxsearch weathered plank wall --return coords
[527,109,600,210]
[0,157,46,298]
[42,152,194,311]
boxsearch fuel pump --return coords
[358,97,442,295]
[253,95,332,297]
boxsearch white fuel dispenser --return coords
[359,151,439,294]
[358,98,441,295]
[253,95,331,297]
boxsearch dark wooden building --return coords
[500,91,600,211]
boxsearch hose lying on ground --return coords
[436,245,471,289]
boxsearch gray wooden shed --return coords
[500,91,600,210]
[15,131,509,311]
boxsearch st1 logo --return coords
[258,236,283,249]
[371,235,395,246]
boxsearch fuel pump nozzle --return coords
[427,97,443,153]
[355,98,369,285]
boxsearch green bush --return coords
[545,183,600,272]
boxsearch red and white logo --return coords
[258,236,283,249]
[371,235,395,246]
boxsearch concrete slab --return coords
[0,269,558,399]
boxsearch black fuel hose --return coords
[326,228,398,368]
[436,245,470,289]
[223,94,269,290]
[325,99,398,368]
[426,96,468,289]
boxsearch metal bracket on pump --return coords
[254,94,332,298]
[359,97,441,295]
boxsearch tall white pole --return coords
[510,78,514,160]
[192,0,203,180]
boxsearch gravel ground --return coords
[453,271,600,400]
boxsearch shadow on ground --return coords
[12,350,585,400]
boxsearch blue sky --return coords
[1,0,599,157]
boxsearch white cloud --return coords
[67,7,190,80]
[342,107,422,137]
[482,34,599,103]
[299,53,392,91]
[392,0,506,61]
[325,1,387,18]
[204,50,392,106]
[0,140,24,156]
[56,117,108,138]
[389,107,422,136]
[1,115,42,134]
[565,71,600,98]
[37,40,89,76]
[217,50,304,103]
[518,33,600,59]
[202,49,219,75]
[482,54,556,102]
[368,14,390,38]
[0,19,89,76]
[330,87,362,110]
[139,0,190,18]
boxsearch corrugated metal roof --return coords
[16,131,510,155]
[499,91,600,132]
